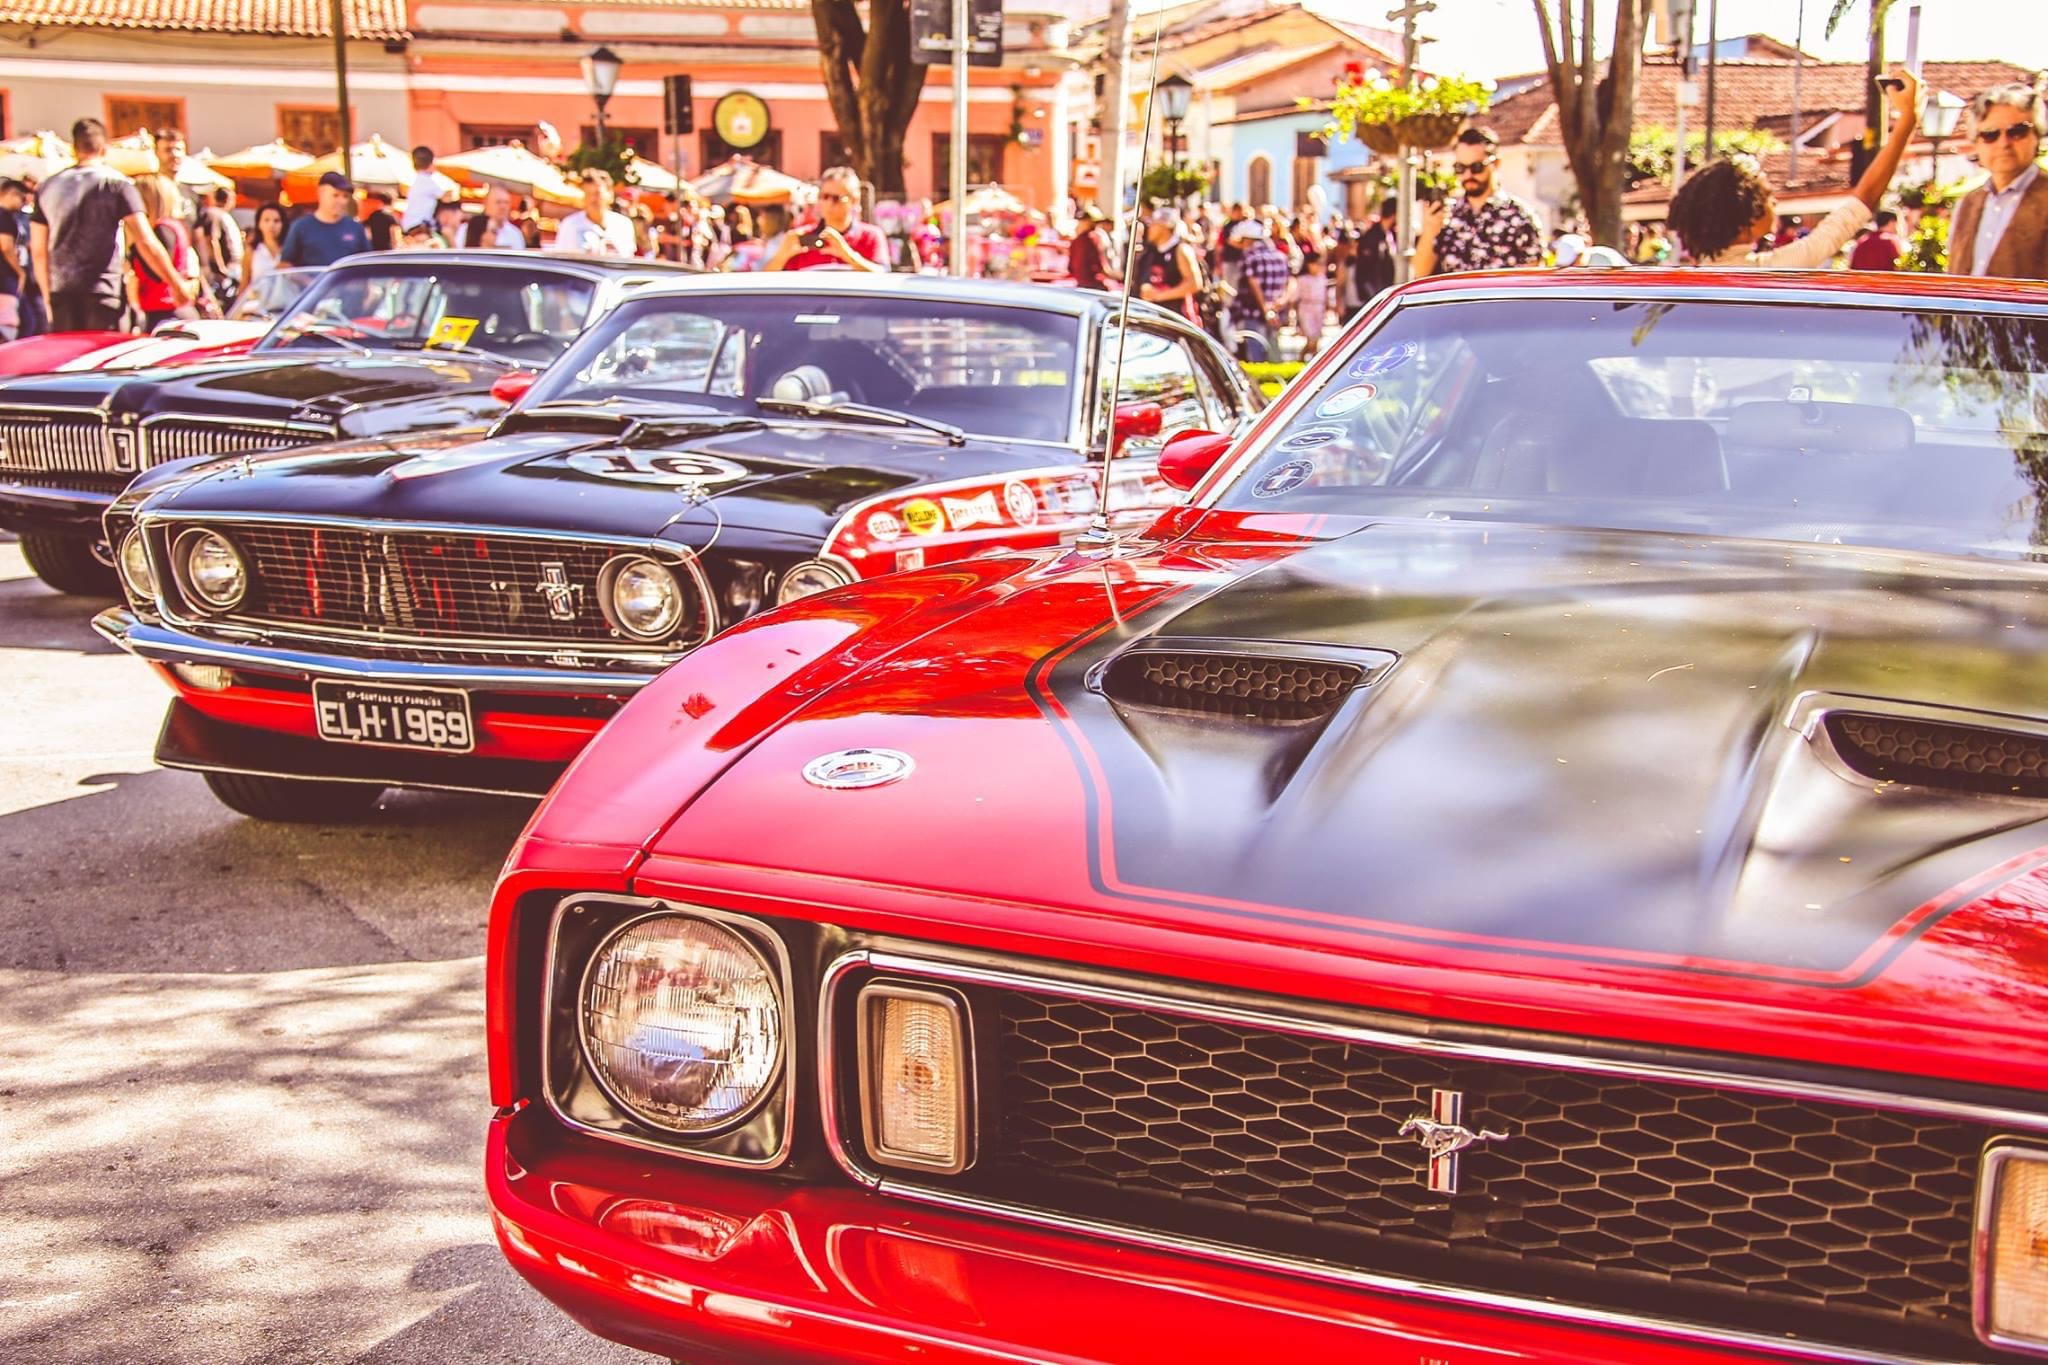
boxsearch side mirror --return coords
[491,370,538,405]
[1157,429,1232,491]
[1110,400,1164,456]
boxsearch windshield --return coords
[1220,297,2048,561]
[522,292,1082,444]
[257,263,596,364]
[229,267,318,321]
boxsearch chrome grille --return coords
[969,989,1988,1351]
[175,522,705,648]
[0,413,111,482]
[146,421,325,464]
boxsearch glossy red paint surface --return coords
[488,1106,1792,1365]
[152,665,613,764]
[0,330,255,375]
[0,331,131,374]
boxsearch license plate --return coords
[312,681,474,753]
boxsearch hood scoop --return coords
[1825,710,2048,799]
[1095,642,1392,724]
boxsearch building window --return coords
[930,133,1007,188]
[581,126,660,160]
[460,124,535,150]
[1246,154,1272,208]
[1290,156,1317,212]
[701,128,782,169]
[106,96,186,139]
[0,92,10,140]
[277,106,347,156]
[819,131,849,173]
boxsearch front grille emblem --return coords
[1398,1089,1507,1194]
[535,562,581,621]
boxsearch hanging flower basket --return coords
[1358,121,1403,155]
[1394,112,1465,150]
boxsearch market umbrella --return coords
[106,129,160,177]
[688,156,806,206]
[0,130,73,182]
[934,183,1029,219]
[439,143,579,207]
[282,135,413,200]
[176,150,234,195]
[207,139,313,180]
[619,154,679,194]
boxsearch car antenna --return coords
[1073,13,1170,552]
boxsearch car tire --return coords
[202,770,386,823]
[18,533,117,596]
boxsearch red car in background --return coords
[485,269,2048,1363]
[0,270,317,376]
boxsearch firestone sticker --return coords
[942,490,1003,531]
[1253,458,1315,498]
[1348,340,1417,379]
[1003,480,1039,526]
[865,510,904,543]
[1283,425,1347,450]
[901,498,944,536]
[1316,383,1376,418]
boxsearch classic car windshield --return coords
[1220,297,2048,560]
[257,263,596,364]
[228,267,318,321]
[523,293,1082,443]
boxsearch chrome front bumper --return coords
[91,607,662,697]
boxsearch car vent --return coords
[1102,651,1363,722]
[1826,711,2048,798]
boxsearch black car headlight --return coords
[599,554,685,642]
[546,897,794,1166]
[777,557,854,606]
[118,530,155,602]
[173,528,246,611]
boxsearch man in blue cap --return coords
[280,171,370,268]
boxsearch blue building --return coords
[1221,101,1382,217]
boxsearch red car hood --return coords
[597,516,2048,1090]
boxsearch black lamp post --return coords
[583,45,624,147]
[1157,73,1194,181]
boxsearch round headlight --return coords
[118,531,155,601]
[776,558,854,606]
[179,530,245,610]
[580,914,783,1134]
[605,555,684,641]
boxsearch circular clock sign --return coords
[713,91,770,150]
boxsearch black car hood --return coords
[142,417,1080,542]
[0,352,500,425]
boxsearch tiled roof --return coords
[1494,56,2033,146]
[1195,41,1341,92]
[0,0,407,40]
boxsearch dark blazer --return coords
[1947,172,2048,279]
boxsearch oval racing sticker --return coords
[1253,458,1315,498]
[564,451,752,488]
[1284,425,1347,450]
[1003,480,1040,527]
[901,498,945,536]
[1316,383,1376,418]
[1348,340,1417,379]
[866,510,903,543]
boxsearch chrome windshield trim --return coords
[92,607,660,694]
[817,946,2031,1363]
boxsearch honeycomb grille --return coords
[1103,651,1362,721]
[1828,712,2048,798]
[984,991,1987,1344]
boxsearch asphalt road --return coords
[0,535,652,1364]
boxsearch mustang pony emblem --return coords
[1398,1089,1506,1194]
[534,562,581,621]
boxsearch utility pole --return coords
[1386,0,1435,285]
[1788,0,1804,184]
[949,0,969,276]
[1703,0,1718,162]
[330,0,353,182]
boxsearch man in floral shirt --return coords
[1414,127,1544,276]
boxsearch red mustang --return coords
[485,269,2048,1363]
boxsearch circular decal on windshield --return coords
[1253,458,1315,498]
[1348,340,1417,379]
[1284,425,1346,450]
[1003,480,1040,527]
[1316,383,1376,418]
[902,498,945,536]
[564,451,751,488]
[866,510,904,543]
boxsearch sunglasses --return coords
[1978,124,2038,144]
[1452,158,1495,174]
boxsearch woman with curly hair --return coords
[1670,66,1921,267]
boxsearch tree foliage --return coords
[1531,0,1650,248]
[1627,126,1786,185]
[811,0,929,196]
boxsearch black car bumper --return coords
[0,480,116,538]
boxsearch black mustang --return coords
[94,274,1258,819]
[0,249,687,592]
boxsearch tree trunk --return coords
[1533,0,1648,248]
[1098,0,1131,211]
[811,0,929,197]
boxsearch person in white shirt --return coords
[402,145,459,230]
[1670,66,1922,268]
[550,169,635,255]
[466,184,527,249]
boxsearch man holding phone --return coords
[767,166,888,272]
[1948,82,2048,279]
[1413,127,1544,277]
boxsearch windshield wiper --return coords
[396,338,528,367]
[272,318,374,355]
[755,397,966,446]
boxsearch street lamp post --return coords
[1922,89,1964,187]
[1157,73,1194,198]
[583,45,624,148]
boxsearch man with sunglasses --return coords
[1413,127,1543,277]
[1949,83,2048,279]
[768,166,888,272]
